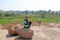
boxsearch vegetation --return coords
[0,10,60,24]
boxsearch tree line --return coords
[0,9,60,18]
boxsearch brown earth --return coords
[0,22,60,40]
[0,25,60,40]
[2,22,60,29]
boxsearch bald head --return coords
[25,16,30,19]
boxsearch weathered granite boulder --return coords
[16,28,34,38]
[6,24,20,35]
[48,23,60,28]
[8,30,16,34]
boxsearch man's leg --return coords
[28,21,32,28]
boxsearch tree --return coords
[0,12,4,19]
[5,13,11,17]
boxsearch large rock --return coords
[0,24,4,29]
[48,23,60,28]
[16,28,34,38]
[8,30,16,34]
[48,23,56,27]
[6,24,21,35]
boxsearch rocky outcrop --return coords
[16,28,34,38]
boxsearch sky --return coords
[0,0,60,11]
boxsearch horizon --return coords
[0,0,60,11]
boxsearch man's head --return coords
[25,16,30,19]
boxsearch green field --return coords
[0,17,60,24]
[0,10,60,24]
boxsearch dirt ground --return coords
[0,25,60,40]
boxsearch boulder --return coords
[16,28,34,38]
[48,23,60,28]
[7,24,21,35]
[48,23,56,27]
[0,24,4,29]
[8,30,16,34]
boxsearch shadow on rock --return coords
[6,34,18,38]
[14,37,32,40]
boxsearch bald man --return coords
[24,16,32,28]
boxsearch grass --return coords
[0,17,60,24]
[40,18,60,22]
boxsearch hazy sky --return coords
[0,0,60,11]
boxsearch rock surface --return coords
[16,28,34,38]
[0,26,60,40]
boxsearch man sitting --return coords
[24,16,32,28]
